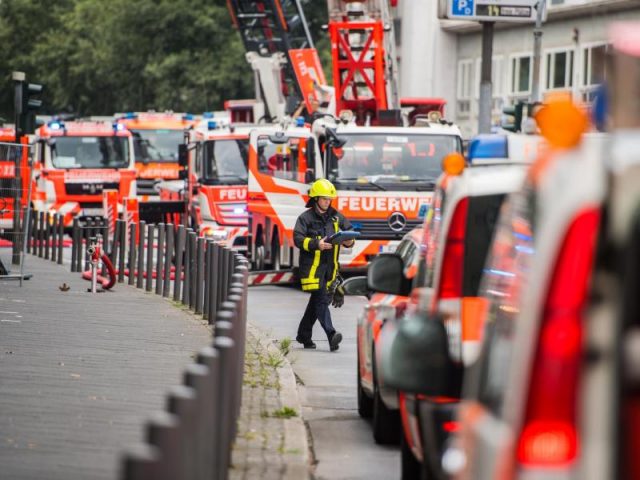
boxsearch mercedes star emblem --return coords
[388,212,407,232]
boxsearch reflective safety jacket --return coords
[293,206,352,291]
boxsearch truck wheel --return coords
[255,245,265,270]
[271,235,281,271]
[357,353,373,418]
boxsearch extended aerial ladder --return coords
[226,0,332,122]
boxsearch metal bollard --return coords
[44,212,51,260]
[162,224,174,298]
[118,219,127,283]
[121,443,161,480]
[217,248,228,309]
[128,223,137,286]
[225,250,235,300]
[37,211,44,258]
[57,215,64,265]
[203,240,213,320]
[213,336,235,480]
[145,224,155,292]
[184,362,215,480]
[208,245,220,324]
[196,346,221,480]
[195,237,205,314]
[51,213,57,262]
[137,221,146,289]
[166,385,198,480]
[146,411,181,480]
[181,230,192,305]
[155,223,165,295]
[215,310,242,436]
[173,225,186,302]
[188,232,197,309]
[71,218,79,272]
[27,209,35,254]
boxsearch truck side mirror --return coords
[304,168,314,184]
[367,254,412,296]
[178,144,188,167]
[379,311,462,396]
[341,276,368,296]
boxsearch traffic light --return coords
[21,82,44,135]
[13,72,44,138]
[501,102,524,133]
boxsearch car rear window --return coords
[463,194,506,297]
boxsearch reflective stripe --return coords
[307,248,321,283]
[328,218,340,286]
[303,237,312,251]
[300,235,322,291]
[300,278,320,285]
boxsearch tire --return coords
[401,430,421,480]
[357,352,373,418]
[271,233,281,271]
[254,244,265,270]
[372,358,401,445]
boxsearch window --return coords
[545,49,574,90]
[457,60,474,117]
[471,186,536,416]
[510,55,532,96]
[582,43,609,102]
[257,135,310,183]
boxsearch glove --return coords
[329,276,345,308]
[331,285,345,308]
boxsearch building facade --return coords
[398,0,640,138]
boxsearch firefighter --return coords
[293,179,354,351]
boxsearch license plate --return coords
[380,244,396,253]
[82,208,104,216]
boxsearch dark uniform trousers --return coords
[293,206,351,343]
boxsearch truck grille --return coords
[351,218,422,240]
[65,182,119,195]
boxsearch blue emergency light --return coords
[202,112,214,119]
[113,122,126,132]
[467,134,508,163]
[183,113,195,121]
[295,116,305,127]
[48,121,64,130]
[208,120,218,130]
[124,112,138,120]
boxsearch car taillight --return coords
[438,198,469,300]
[516,208,600,468]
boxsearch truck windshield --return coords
[202,139,248,184]
[328,133,461,184]
[131,129,183,163]
[51,136,130,169]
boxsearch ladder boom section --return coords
[227,0,322,120]
[327,0,400,125]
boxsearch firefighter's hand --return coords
[331,285,345,308]
[318,238,333,251]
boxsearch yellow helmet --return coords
[308,178,337,199]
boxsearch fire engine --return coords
[0,126,26,231]
[32,120,136,226]
[247,115,463,270]
[186,118,253,251]
[115,112,197,197]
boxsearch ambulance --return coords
[33,120,136,226]
[116,112,197,198]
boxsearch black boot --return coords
[328,331,343,352]
[296,335,316,349]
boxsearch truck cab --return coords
[33,120,136,226]
[116,112,197,197]
[189,119,253,250]
[314,117,463,270]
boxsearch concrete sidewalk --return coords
[0,256,212,480]
[230,324,310,480]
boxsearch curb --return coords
[247,323,311,480]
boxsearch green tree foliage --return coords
[0,0,331,120]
